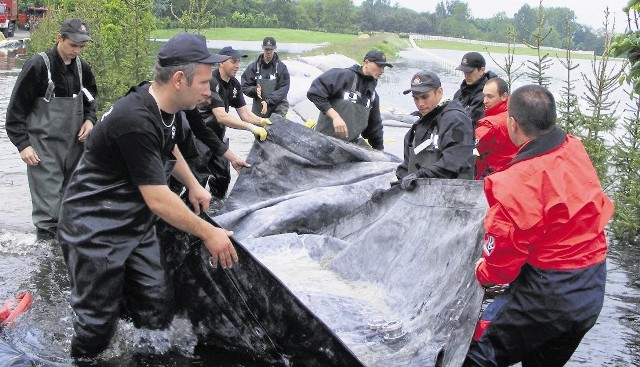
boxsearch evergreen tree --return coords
[611,95,640,245]
[610,0,640,244]
[557,19,582,134]
[486,26,523,90]
[523,1,553,87]
[578,10,623,188]
[171,0,216,32]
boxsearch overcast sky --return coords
[357,0,629,30]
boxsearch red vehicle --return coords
[0,0,17,38]
[24,6,46,31]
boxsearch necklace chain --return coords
[149,83,175,128]
[158,107,175,128]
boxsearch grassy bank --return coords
[151,28,602,62]
[151,28,358,44]
[151,28,409,62]
[301,32,409,62]
[415,39,598,61]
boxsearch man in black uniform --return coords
[198,46,271,198]
[306,49,389,150]
[453,52,498,127]
[396,71,474,190]
[57,33,238,358]
[241,36,290,118]
[5,18,97,240]
[172,108,251,195]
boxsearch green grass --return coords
[151,28,602,62]
[415,39,598,60]
[151,28,408,62]
[151,28,359,44]
[300,33,410,62]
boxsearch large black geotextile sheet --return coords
[161,116,487,366]
[215,115,402,238]
[158,214,365,366]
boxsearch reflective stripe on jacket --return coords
[477,128,614,285]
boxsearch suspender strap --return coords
[348,71,358,95]
[38,52,84,102]
[347,71,373,108]
[39,52,54,102]
[257,61,279,78]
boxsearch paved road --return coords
[6,29,31,41]
[0,28,29,42]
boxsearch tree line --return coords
[21,0,620,53]
[149,0,617,54]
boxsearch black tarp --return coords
[0,115,487,366]
[0,337,35,366]
[161,115,487,366]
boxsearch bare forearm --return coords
[213,108,254,130]
[237,106,261,124]
[141,185,208,237]
[223,149,251,173]
[140,184,237,268]
[171,146,201,191]
[325,107,340,120]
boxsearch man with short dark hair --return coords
[474,77,518,179]
[5,18,97,240]
[241,36,290,118]
[453,52,498,127]
[58,33,239,358]
[464,84,613,367]
[395,71,474,190]
[306,49,390,150]
[198,46,271,198]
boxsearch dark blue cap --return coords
[219,46,248,60]
[158,33,230,67]
[60,18,91,43]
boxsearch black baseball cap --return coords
[456,52,486,73]
[262,37,277,49]
[219,46,248,60]
[403,71,441,95]
[157,33,230,67]
[60,18,91,43]
[364,50,393,68]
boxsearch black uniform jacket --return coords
[453,70,498,126]
[306,64,384,150]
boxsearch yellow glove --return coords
[260,118,272,127]
[304,118,317,129]
[247,125,268,142]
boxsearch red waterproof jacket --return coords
[476,129,614,285]
[474,99,518,180]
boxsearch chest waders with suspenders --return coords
[314,72,371,143]
[252,61,289,117]
[58,97,178,356]
[26,52,85,234]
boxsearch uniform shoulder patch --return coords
[483,235,495,256]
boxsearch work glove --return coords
[372,177,402,201]
[247,125,268,142]
[260,118,272,127]
[371,188,386,202]
[400,173,419,191]
[304,118,317,129]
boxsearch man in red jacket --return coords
[464,85,614,367]
[474,77,518,179]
